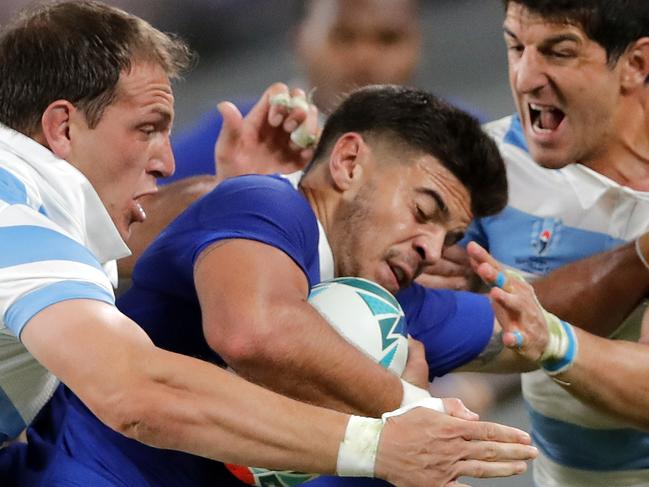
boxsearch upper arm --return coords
[0,204,115,339]
[194,238,310,356]
[20,299,154,422]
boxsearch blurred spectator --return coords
[168,0,422,183]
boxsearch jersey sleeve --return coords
[0,204,115,338]
[139,175,320,291]
[396,284,494,378]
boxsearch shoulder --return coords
[197,174,312,223]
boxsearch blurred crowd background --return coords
[1,0,515,130]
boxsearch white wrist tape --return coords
[336,415,383,477]
[539,314,578,377]
[636,237,649,272]
[336,396,447,477]
[384,396,446,420]
[400,379,431,407]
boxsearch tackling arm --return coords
[533,232,649,337]
[20,298,345,471]
[468,245,649,430]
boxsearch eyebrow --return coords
[416,188,449,217]
[147,107,173,127]
[503,27,581,47]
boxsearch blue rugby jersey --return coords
[467,114,649,487]
[16,173,494,486]
[0,123,129,444]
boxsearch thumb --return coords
[442,397,480,421]
[216,101,244,151]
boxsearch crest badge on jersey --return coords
[531,218,560,255]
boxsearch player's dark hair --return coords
[0,0,194,135]
[307,85,507,218]
[502,0,649,67]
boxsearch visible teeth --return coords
[135,202,146,220]
[530,103,550,112]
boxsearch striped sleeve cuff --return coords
[4,280,115,337]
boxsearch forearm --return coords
[533,236,649,337]
[119,346,347,471]
[22,300,346,472]
[118,175,218,278]
[214,299,403,417]
[550,328,649,431]
[458,323,538,374]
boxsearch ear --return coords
[328,133,367,192]
[40,100,77,159]
[621,38,649,91]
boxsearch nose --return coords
[512,48,548,94]
[412,228,445,268]
[149,136,175,179]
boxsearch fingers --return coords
[441,397,480,421]
[416,250,474,290]
[416,273,470,291]
[466,241,502,275]
[216,102,243,151]
[463,439,537,462]
[442,244,470,265]
[459,419,532,445]
[268,87,318,140]
[454,459,529,479]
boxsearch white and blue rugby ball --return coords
[225,277,408,487]
[308,277,408,375]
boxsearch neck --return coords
[583,92,649,191]
[299,171,338,238]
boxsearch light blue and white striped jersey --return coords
[0,123,129,444]
[469,115,649,487]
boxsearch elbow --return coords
[206,315,290,372]
[86,383,162,445]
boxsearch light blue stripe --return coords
[0,225,103,271]
[528,405,649,470]
[0,387,26,442]
[0,167,27,205]
[4,281,114,336]
[474,206,625,275]
[503,114,529,152]
[542,321,577,373]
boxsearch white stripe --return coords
[0,260,114,327]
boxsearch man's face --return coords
[504,4,623,168]
[67,62,175,240]
[329,145,472,295]
[296,0,420,113]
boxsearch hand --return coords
[401,337,429,390]
[374,407,536,487]
[466,242,550,361]
[416,245,476,290]
[214,83,319,182]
